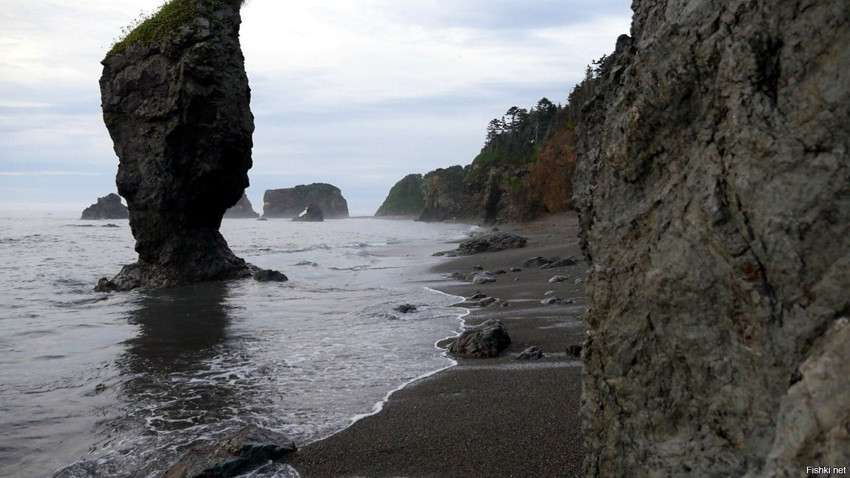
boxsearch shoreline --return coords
[314,288,470,447]
[286,212,586,477]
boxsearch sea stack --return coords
[574,2,849,476]
[224,193,260,219]
[81,193,129,220]
[97,0,254,291]
[263,183,349,219]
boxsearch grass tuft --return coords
[108,0,246,56]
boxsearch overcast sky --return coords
[0,1,631,216]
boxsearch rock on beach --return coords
[455,232,528,255]
[164,425,297,478]
[447,319,511,358]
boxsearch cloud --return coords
[0,0,633,214]
[240,2,626,107]
[383,0,630,31]
[0,171,104,176]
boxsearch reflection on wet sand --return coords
[116,282,248,435]
[121,282,231,374]
[53,282,255,477]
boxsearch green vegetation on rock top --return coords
[375,174,424,216]
[108,0,244,56]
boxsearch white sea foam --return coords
[0,213,471,477]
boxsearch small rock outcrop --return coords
[469,271,496,285]
[164,425,297,478]
[374,173,424,218]
[81,193,129,220]
[516,346,543,360]
[97,0,255,291]
[263,183,348,219]
[224,193,259,218]
[574,1,850,476]
[447,319,511,358]
[252,269,288,282]
[292,202,323,222]
[456,232,527,255]
[394,303,417,314]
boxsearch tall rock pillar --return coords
[98,0,254,291]
[575,1,850,476]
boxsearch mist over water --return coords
[0,213,472,477]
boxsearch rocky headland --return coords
[96,0,263,291]
[80,193,129,220]
[574,1,850,476]
[223,193,259,219]
[416,166,469,222]
[263,183,349,219]
[373,173,425,218]
[379,98,581,225]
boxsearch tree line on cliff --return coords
[375,57,606,223]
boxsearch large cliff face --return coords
[574,1,850,476]
[416,166,470,222]
[263,183,349,219]
[462,155,536,224]
[527,127,576,215]
[98,0,254,291]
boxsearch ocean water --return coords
[0,212,473,477]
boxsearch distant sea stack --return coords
[574,2,850,477]
[81,193,129,220]
[96,0,255,291]
[224,193,259,219]
[374,174,424,218]
[263,183,349,219]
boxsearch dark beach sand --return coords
[286,213,587,477]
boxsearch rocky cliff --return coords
[527,127,577,215]
[224,193,259,218]
[416,166,470,222]
[574,1,850,476]
[385,98,581,224]
[263,183,349,219]
[81,193,129,220]
[461,153,535,224]
[97,0,255,291]
[374,174,424,218]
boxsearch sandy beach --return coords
[286,212,587,477]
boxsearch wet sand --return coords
[286,213,587,477]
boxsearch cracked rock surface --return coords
[574,1,850,476]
